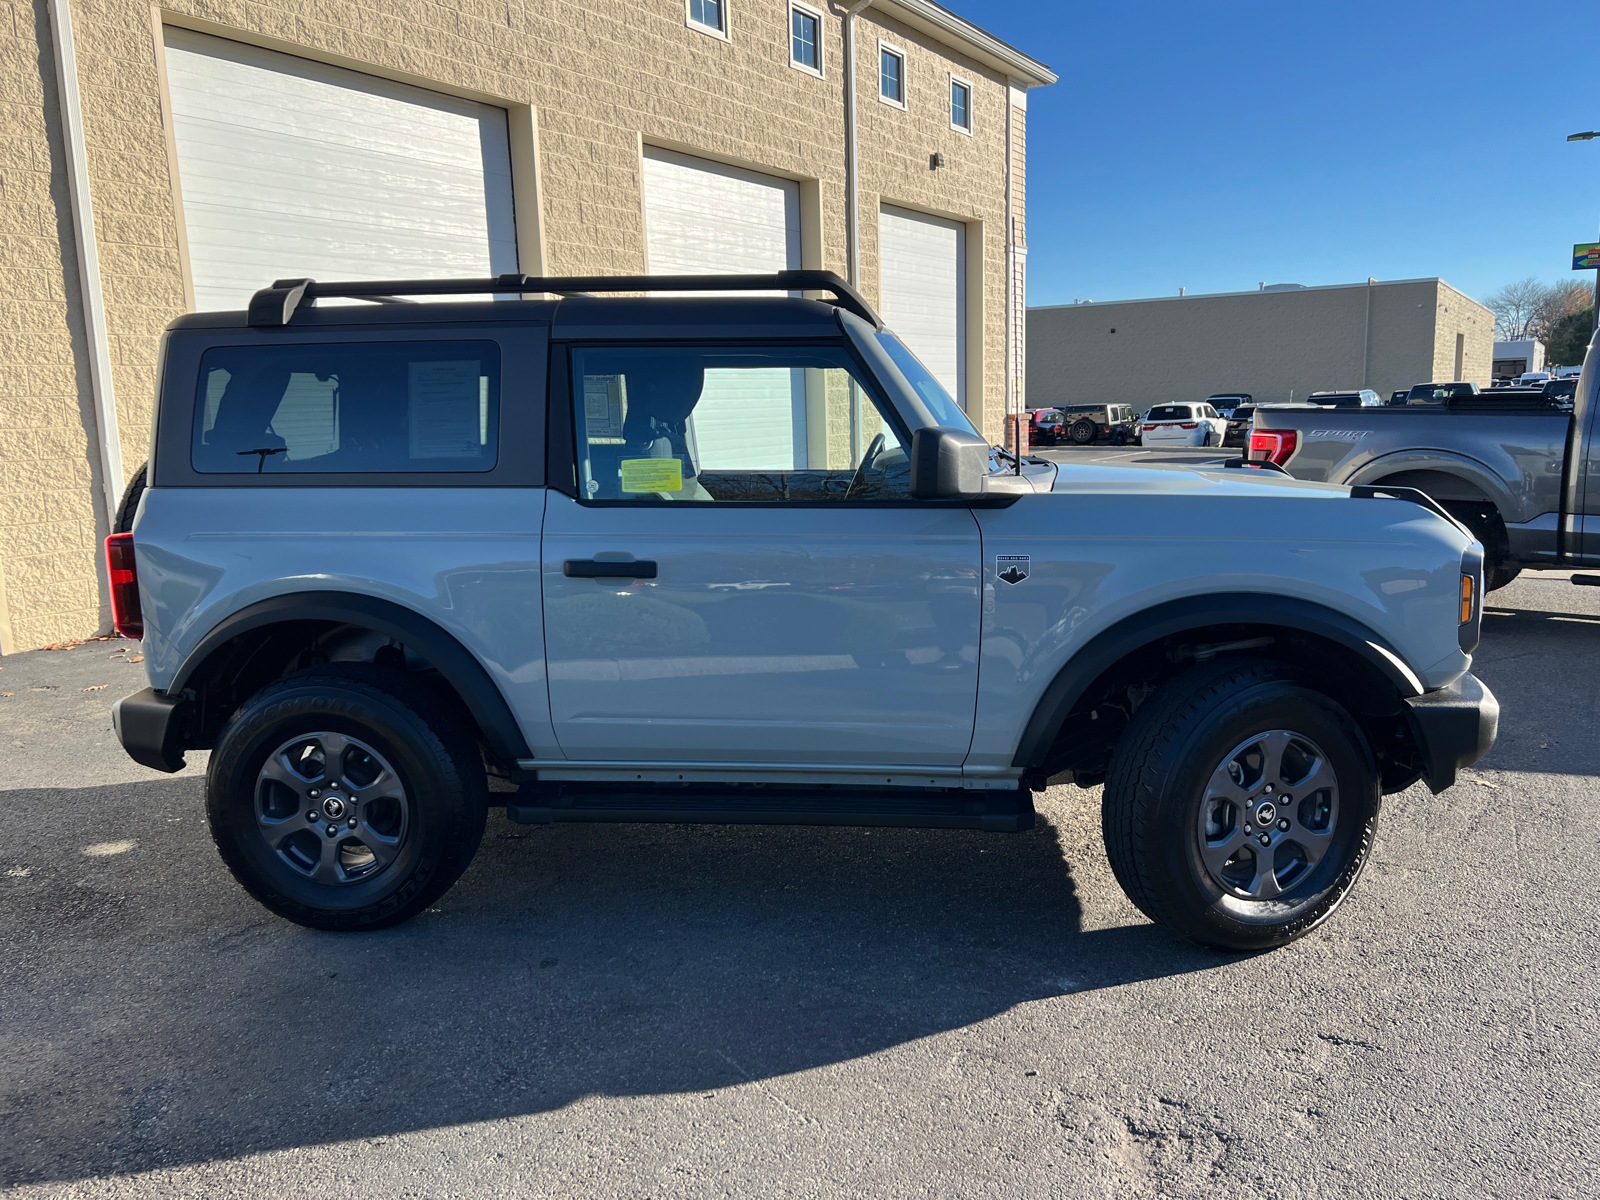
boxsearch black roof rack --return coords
[246,270,880,329]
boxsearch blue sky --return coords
[941,0,1600,308]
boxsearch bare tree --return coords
[1485,277,1549,340]
[1531,280,1594,342]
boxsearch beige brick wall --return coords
[0,0,1039,651]
[1027,279,1496,411]
[0,0,109,653]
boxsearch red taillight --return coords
[1179,422,1198,429]
[104,533,143,640]
[1248,429,1298,466]
[1142,424,1157,431]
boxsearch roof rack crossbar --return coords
[246,270,880,328]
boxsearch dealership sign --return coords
[1575,243,1600,270]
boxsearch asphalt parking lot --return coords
[2,571,1597,1199]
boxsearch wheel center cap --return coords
[1254,801,1277,826]
[321,795,348,820]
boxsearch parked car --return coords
[1028,407,1065,445]
[1246,341,1596,590]
[1205,392,1252,418]
[1542,378,1578,407]
[1306,390,1382,408]
[1052,403,1138,445]
[108,268,1495,953]
[1389,390,1410,405]
[1140,403,1228,447]
[1406,381,1479,404]
[1222,404,1257,448]
[1518,372,1552,388]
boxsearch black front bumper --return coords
[112,687,194,774]
[1403,672,1499,794]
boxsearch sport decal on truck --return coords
[996,555,1030,585]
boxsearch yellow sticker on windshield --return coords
[619,457,683,493]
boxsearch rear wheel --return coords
[1101,659,1381,951]
[1069,418,1097,445]
[206,666,488,931]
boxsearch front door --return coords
[541,341,982,766]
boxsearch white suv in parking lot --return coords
[1141,403,1228,447]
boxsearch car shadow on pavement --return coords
[1475,605,1600,775]
[0,777,1224,1185]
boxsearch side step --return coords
[505,784,1034,833]
[1572,574,1600,587]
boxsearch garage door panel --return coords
[878,205,966,410]
[642,147,804,468]
[163,28,516,312]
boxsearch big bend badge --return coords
[996,554,1030,585]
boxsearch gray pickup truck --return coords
[1247,337,1598,589]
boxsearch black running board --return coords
[505,786,1034,833]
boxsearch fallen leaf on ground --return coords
[83,685,108,692]
[0,693,12,698]
[127,656,143,663]
[1471,779,1500,789]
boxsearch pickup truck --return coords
[108,270,1495,952]
[1246,337,1597,590]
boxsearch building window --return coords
[687,0,727,37]
[879,44,905,107]
[790,4,822,75]
[950,77,972,132]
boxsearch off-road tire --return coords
[1069,418,1097,445]
[206,664,488,931]
[113,461,147,535]
[1101,658,1381,952]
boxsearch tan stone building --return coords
[1028,278,1494,412]
[0,0,1052,653]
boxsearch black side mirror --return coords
[910,427,989,499]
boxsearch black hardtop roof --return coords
[161,270,880,332]
[166,292,853,341]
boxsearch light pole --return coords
[1571,131,1600,334]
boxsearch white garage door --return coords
[163,28,518,312]
[879,205,966,410]
[642,147,805,470]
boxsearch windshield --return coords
[875,332,978,436]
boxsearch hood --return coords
[1050,459,1349,500]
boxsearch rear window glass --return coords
[1147,406,1192,421]
[192,341,500,474]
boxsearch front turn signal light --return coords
[1460,573,1474,625]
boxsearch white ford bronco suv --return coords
[109,271,1497,951]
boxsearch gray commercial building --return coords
[1027,278,1494,411]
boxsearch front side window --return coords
[192,341,499,474]
[571,345,910,503]
[880,47,904,104]
[688,0,725,34]
[950,79,971,130]
[790,4,820,71]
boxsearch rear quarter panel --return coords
[134,487,559,758]
[966,472,1473,771]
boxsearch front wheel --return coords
[1101,659,1381,951]
[206,666,488,931]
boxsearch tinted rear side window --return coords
[192,341,500,474]
[1147,405,1192,421]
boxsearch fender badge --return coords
[996,555,1030,585]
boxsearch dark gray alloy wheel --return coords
[206,666,487,931]
[254,731,410,886]
[1101,658,1381,952]
[1069,418,1097,444]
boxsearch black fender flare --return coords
[1010,592,1424,769]
[171,591,532,762]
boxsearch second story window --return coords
[790,4,821,74]
[950,78,971,132]
[879,45,905,107]
[688,0,726,37]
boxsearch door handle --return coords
[563,559,658,579]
